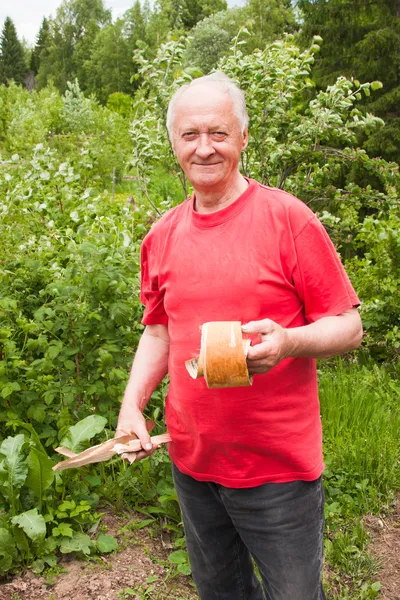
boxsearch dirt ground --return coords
[0,511,198,600]
[364,497,400,600]
[0,502,398,600]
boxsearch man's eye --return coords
[183,132,197,140]
[212,132,227,140]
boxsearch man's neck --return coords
[194,174,248,214]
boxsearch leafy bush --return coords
[0,145,145,445]
[0,416,120,574]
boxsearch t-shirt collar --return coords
[190,178,258,229]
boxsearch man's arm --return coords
[116,324,169,460]
[243,308,362,375]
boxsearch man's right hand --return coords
[116,407,158,462]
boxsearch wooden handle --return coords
[185,321,252,389]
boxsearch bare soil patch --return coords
[0,511,198,600]
[364,497,400,600]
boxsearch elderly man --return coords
[116,72,362,600]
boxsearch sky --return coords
[0,0,246,45]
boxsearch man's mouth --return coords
[192,162,222,166]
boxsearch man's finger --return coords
[248,363,273,375]
[242,319,274,335]
[134,448,155,462]
[134,421,153,452]
[246,342,271,361]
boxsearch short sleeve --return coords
[140,236,169,326]
[293,217,360,323]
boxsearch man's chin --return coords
[189,172,224,190]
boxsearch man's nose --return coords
[195,134,215,158]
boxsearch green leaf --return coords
[96,534,118,553]
[31,558,45,573]
[0,435,28,515]
[13,525,30,554]
[16,422,47,455]
[371,81,383,91]
[52,523,73,538]
[133,518,154,529]
[60,415,107,453]
[0,528,16,575]
[11,509,46,543]
[27,404,46,423]
[0,381,21,399]
[60,532,93,555]
[178,563,191,575]
[26,448,55,506]
[168,549,189,565]
[85,474,101,487]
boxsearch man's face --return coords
[171,85,248,193]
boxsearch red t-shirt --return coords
[140,179,359,488]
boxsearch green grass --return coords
[319,360,399,598]
[320,360,399,514]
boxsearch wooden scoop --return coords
[53,420,171,471]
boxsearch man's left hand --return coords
[241,319,291,375]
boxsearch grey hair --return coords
[166,72,248,139]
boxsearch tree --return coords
[30,18,50,75]
[36,0,111,92]
[0,17,26,86]
[244,0,296,51]
[185,8,246,73]
[84,20,134,103]
[125,0,147,47]
[299,0,400,163]
[148,0,227,37]
[176,0,228,30]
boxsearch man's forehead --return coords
[175,85,232,113]
[173,86,236,128]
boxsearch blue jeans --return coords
[172,464,326,600]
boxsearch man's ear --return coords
[242,128,249,151]
[170,132,176,154]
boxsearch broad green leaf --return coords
[31,559,45,573]
[60,415,107,452]
[60,532,93,555]
[26,448,55,506]
[12,509,46,543]
[0,528,16,575]
[0,435,28,515]
[13,525,30,554]
[168,549,189,565]
[85,474,101,487]
[96,534,118,553]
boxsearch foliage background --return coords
[0,1,399,597]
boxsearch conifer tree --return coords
[30,17,50,75]
[299,0,400,163]
[0,17,26,86]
